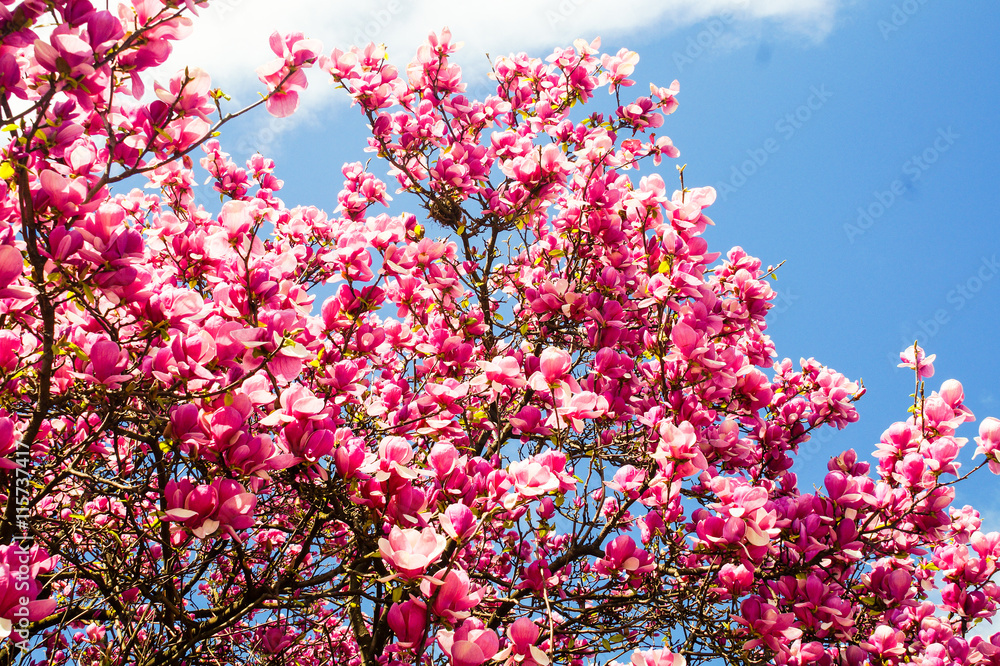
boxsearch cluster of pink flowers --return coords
[0,3,998,665]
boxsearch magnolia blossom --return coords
[0,417,19,470]
[899,344,936,378]
[420,568,484,623]
[5,9,1000,665]
[652,421,707,478]
[440,503,477,541]
[975,417,1000,472]
[378,526,447,579]
[387,599,427,649]
[164,478,257,539]
[495,618,549,666]
[437,618,499,666]
[628,648,686,666]
[595,535,655,579]
[76,339,133,389]
[505,449,576,508]
[0,246,31,299]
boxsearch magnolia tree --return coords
[2,2,1000,665]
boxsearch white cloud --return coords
[150,0,854,161]
[166,0,852,95]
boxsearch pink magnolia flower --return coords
[76,339,133,389]
[256,32,322,117]
[0,417,20,470]
[387,598,427,649]
[669,322,705,359]
[734,597,802,654]
[605,465,646,499]
[33,29,94,79]
[595,535,654,578]
[269,31,323,68]
[860,625,906,658]
[898,344,935,378]
[0,54,25,100]
[629,648,686,666]
[38,169,96,218]
[421,568,484,623]
[475,355,526,390]
[652,421,707,478]
[437,618,499,666]
[378,526,447,579]
[374,436,421,481]
[440,503,477,541]
[333,431,370,479]
[208,405,249,451]
[282,422,338,463]
[505,449,576,507]
[222,433,297,477]
[974,417,1000,473]
[528,347,574,390]
[428,443,462,478]
[552,390,609,432]
[939,378,974,422]
[515,560,561,592]
[255,623,296,654]
[694,513,746,549]
[602,48,639,89]
[867,564,912,605]
[507,458,560,500]
[154,67,214,121]
[0,246,32,299]
[495,618,549,666]
[259,385,326,426]
[509,405,551,436]
[716,563,754,597]
[164,478,256,539]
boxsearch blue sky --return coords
[165,1,1000,518]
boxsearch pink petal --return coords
[265,90,299,118]
[0,246,22,288]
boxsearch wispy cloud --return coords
[167,0,853,95]
[153,0,854,161]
